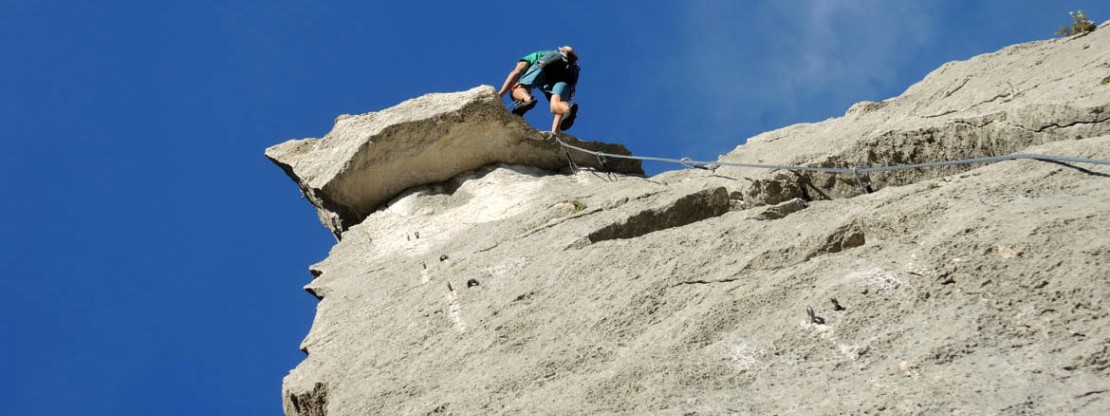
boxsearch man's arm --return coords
[497,61,530,97]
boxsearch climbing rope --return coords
[549,135,1110,176]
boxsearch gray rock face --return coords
[266,86,642,238]
[270,30,1110,416]
[722,30,1110,206]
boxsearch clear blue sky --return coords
[2,1,1104,414]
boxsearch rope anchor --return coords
[851,167,875,193]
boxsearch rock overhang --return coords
[266,85,643,238]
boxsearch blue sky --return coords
[1,1,1104,415]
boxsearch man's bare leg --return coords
[512,85,534,102]
[549,94,570,133]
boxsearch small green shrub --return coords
[1056,10,1097,37]
[1102,75,1110,85]
[566,199,587,213]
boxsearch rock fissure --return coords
[1030,114,1110,133]
[671,278,740,287]
[942,77,971,98]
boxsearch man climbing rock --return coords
[497,46,580,134]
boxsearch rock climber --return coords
[497,46,580,134]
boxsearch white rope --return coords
[550,136,1110,175]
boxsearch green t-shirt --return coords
[520,50,553,66]
[519,50,579,89]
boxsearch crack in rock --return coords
[943,77,971,98]
[672,278,740,287]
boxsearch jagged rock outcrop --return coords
[266,86,643,238]
[725,27,1110,207]
[271,29,1110,416]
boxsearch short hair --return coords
[560,46,578,62]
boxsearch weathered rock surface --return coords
[723,28,1110,207]
[271,29,1110,416]
[266,86,642,238]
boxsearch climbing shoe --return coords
[511,98,537,116]
[559,103,579,131]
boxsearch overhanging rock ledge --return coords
[265,85,642,238]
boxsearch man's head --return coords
[560,46,578,64]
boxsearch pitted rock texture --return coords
[266,86,642,238]
[282,139,1110,416]
[284,382,327,416]
[272,32,1110,416]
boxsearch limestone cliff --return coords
[269,28,1110,415]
